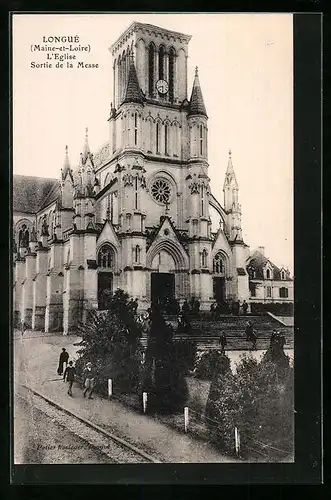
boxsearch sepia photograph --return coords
[12,13,295,468]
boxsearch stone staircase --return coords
[140,314,294,351]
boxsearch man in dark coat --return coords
[63,360,76,396]
[57,348,69,376]
[219,332,227,355]
[245,321,254,342]
[242,300,248,315]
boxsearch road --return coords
[14,393,112,464]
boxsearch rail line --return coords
[18,385,162,464]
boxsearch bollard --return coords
[184,406,189,433]
[108,379,113,398]
[142,392,147,413]
[234,426,240,456]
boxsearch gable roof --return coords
[247,249,292,281]
[13,175,60,214]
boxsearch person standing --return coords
[83,362,96,399]
[245,321,254,342]
[219,332,227,355]
[63,361,76,396]
[57,348,69,376]
[242,300,248,315]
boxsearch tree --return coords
[205,348,294,458]
[75,289,144,395]
[141,303,188,414]
[194,349,226,380]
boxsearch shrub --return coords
[194,349,225,380]
[172,340,197,375]
[141,305,189,414]
[75,289,143,394]
[205,347,294,458]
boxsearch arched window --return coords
[134,245,141,264]
[279,287,288,298]
[200,125,204,155]
[201,185,205,216]
[98,244,114,269]
[164,124,168,155]
[19,224,29,247]
[159,46,164,80]
[134,112,138,146]
[281,271,286,280]
[169,48,175,102]
[134,176,138,210]
[148,43,155,97]
[156,122,160,153]
[201,249,207,268]
[266,286,272,297]
[213,253,224,274]
[266,269,270,279]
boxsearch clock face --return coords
[156,79,169,95]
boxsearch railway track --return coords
[17,385,162,464]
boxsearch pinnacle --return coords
[62,145,72,181]
[188,67,207,117]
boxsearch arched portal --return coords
[212,250,230,304]
[147,239,189,308]
[97,243,115,310]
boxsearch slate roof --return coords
[122,56,144,105]
[247,250,292,281]
[13,175,60,214]
[188,68,207,117]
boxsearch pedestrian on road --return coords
[219,332,227,355]
[57,348,69,376]
[21,320,26,337]
[83,362,96,399]
[63,361,76,396]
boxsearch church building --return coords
[13,22,284,334]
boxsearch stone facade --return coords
[13,22,293,334]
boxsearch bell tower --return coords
[110,22,191,109]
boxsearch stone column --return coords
[14,258,25,327]
[22,253,36,328]
[44,243,64,333]
[82,231,98,318]
[32,248,48,331]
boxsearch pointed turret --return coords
[122,52,144,105]
[188,67,207,117]
[61,145,73,181]
[223,149,238,190]
[82,127,91,164]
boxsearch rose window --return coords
[151,178,172,204]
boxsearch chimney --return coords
[257,246,265,256]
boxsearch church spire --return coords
[82,127,90,163]
[188,67,207,117]
[122,51,144,105]
[223,149,238,190]
[61,145,73,181]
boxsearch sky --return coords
[13,13,293,272]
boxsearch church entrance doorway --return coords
[98,272,113,310]
[151,272,175,308]
[213,277,226,304]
